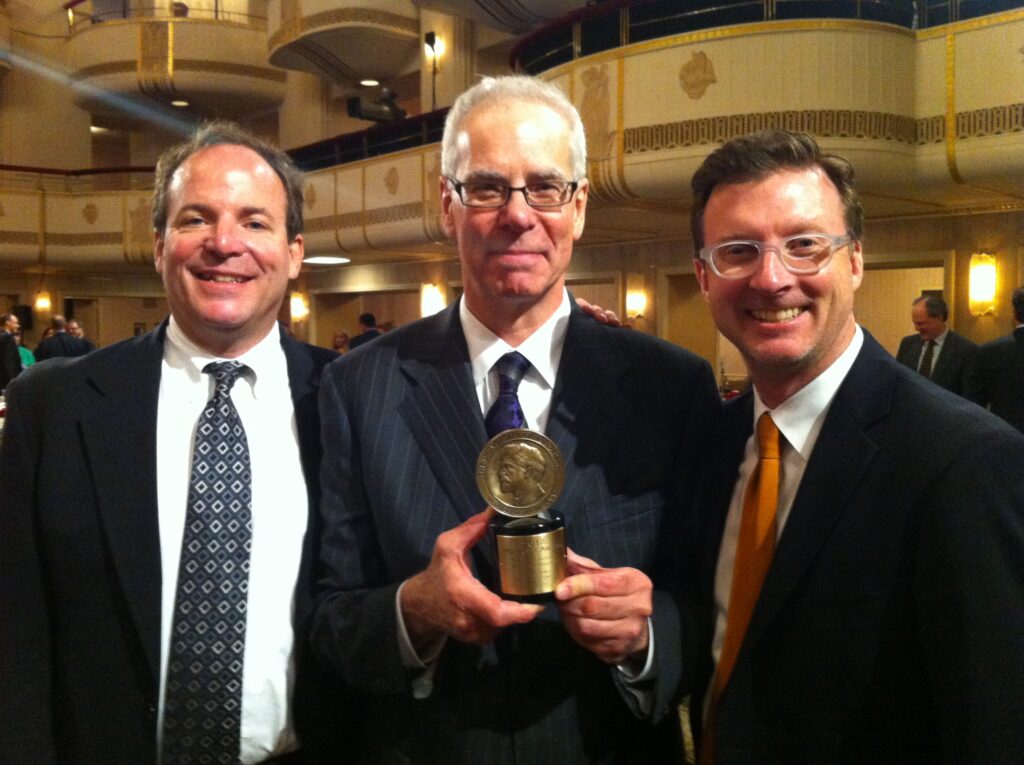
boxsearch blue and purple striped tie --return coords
[485,351,531,437]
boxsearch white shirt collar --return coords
[932,327,949,347]
[752,325,864,461]
[460,290,571,391]
[163,317,285,399]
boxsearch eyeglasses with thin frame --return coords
[699,232,855,279]
[445,176,579,209]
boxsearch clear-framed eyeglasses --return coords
[445,176,579,209]
[699,232,855,279]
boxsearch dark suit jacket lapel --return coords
[282,334,325,630]
[546,304,633,517]
[78,325,165,681]
[397,304,489,526]
[745,334,889,644]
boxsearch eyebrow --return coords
[461,168,569,183]
[176,203,277,221]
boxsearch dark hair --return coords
[152,120,304,241]
[690,130,864,251]
[359,312,377,328]
[1012,287,1024,323]
[913,295,948,321]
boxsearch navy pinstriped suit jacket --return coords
[311,300,719,764]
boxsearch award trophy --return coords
[476,428,567,602]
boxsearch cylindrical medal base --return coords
[490,512,566,603]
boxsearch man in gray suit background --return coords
[311,75,718,763]
[895,294,979,398]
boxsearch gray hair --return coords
[152,120,304,242]
[441,75,587,181]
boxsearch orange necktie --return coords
[699,412,781,765]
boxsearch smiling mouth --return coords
[198,273,249,284]
[751,307,803,322]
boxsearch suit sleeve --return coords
[0,373,58,763]
[915,428,1024,761]
[309,361,410,696]
[957,340,983,404]
[632,358,721,723]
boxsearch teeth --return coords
[200,274,245,283]
[752,307,801,322]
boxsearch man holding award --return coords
[311,75,719,763]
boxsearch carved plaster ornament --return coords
[580,64,612,160]
[385,166,399,195]
[680,52,717,99]
[306,183,317,209]
[82,203,99,224]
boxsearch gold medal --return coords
[476,428,565,518]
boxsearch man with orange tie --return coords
[687,130,1024,764]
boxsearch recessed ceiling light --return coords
[303,255,351,265]
[171,100,189,107]
[359,79,380,87]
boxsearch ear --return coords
[287,234,305,280]
[571,179,588,241]
[849,239,864,292]
[694,258,710,298]
[153,230,165,275]
[440,176,456,239]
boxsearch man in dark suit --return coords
[968,286,1024,432]
[0,123,350,764]
[0,312,22,392]
[895,295,979,398]
[67,318,98,352]
[310,75,719,763]
[688,130,1024,763]
[34,314,94,360]
[347,312,382,350]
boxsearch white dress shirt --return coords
[156,318,307,763]
[707,326,865,707]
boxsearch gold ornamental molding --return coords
[332,202,426,230]
[623,105,1024,155]
[72,59,286,83]
[47,232,123,246]
[625,110,917,153]
[269,8,417,52]
[0,231,38,245]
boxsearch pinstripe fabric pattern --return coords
[311,301,720,764]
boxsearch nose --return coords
[497,187,536,232]
[206,217,245,258]
[747,246,792,291]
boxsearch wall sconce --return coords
[424,31,444,111]
[34,290,52,312]
[625,289,647,319]
[968,252,996,316]
[289,291,310,321]
[421,283,447,317]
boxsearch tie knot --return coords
[204,360,248,394]
[756,412,780,460]
[494,351,530,393]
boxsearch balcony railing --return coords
[63,0,268,31]
[510,0,1024,74]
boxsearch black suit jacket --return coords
[34,330,93,361]
[0,323,350,765]
[967,326,1024,432]
[0,330,20,391]
[895,328,979,399]
[689,332,1024,764]
[311,300,719,764]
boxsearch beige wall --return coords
[855,265,945,356]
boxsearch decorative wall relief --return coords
[305,183,317,209]
[126,197,153,265]
[82,203,98,225]
[679,52,716,99]
[580,65,613,161]
[385,167,399,195]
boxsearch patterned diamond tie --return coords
[484,351,531,437]
[163,360,252,765]
[699,412,781,765]
[918,339,935,379]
